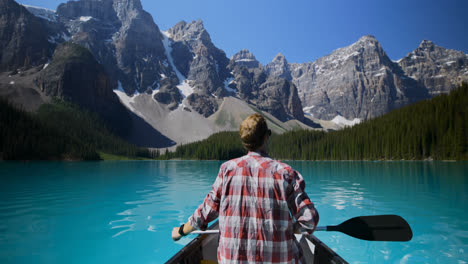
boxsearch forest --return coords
[160,83,468,161]
[2,83,466,161]
[0,99,154,160]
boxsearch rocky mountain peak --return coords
[112,0,144,21]
[265,52,291,80]
[399,40,468,96]
[231,49,261,68]
[419,39,435,48]
[168,19,210,43]
[358,34,377,41]
[57,0,167,95]
[191,19,204,30]
[165,19,231,117]
[56,0,144,22]
[284,35,427,121]
[354,35,383,51]
[113,0,143,10]
[317,35,395,73]
[57,0,113,21]
[272,52,287,63]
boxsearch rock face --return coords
[56,0,169,95]
[2,0,307,122]
[0,0,312,148]
[37,42,129,127]
[231,49,261,69]
[167,20,231,116]
[5,0,467,148]
[229,50,305,122]
[0,0,51,71]
[265,53,291,80]
[35,42,174,147]
[267,35,430,120]
[398,40,468,96]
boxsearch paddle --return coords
[192,215,413,242]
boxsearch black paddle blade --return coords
[327,215,413,241]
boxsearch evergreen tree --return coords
[160,83,468,161]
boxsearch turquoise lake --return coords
[0,161,467,264]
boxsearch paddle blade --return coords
[327,215,413,241]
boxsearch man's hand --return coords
[171,222,195,241]
[172,227,182,241]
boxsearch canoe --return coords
[165,221,348,264]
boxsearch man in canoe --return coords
[172,113,319,263]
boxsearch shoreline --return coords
[0,157,463,162]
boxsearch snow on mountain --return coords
[331,115,361,127]
[113,81,145,118]
[302,106,315,117]
[22,4,57,22]
[161,31,194,99]
[224,77,236,93]
[79,16,93,22]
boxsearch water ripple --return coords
[1,161,467,264]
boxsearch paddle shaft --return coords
[192,226,327,234]
[189,215,412,241]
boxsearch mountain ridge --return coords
[1,0,467,148]
[264,35,466,120]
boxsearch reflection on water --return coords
[0,161,467,263]
[107,160,223,250]
[320,182,366,210]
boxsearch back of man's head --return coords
[239,114,268,151]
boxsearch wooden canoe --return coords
[166,222,348,264]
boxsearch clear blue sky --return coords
[19,0,468,64]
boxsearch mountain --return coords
[267,35,431,121]
[165,20,231,116]
[0,0,51,71]
[56,0,168,96]
[0,97,155,160]
[228,49,306,122]
[264,53,292,80]
[161,83,468,161]
[36,42,130,130]
[265,36,467,122]
[0,0,175,147]
[231,49,262,69]
[398,40,468,96]
[0,0,315,148]
[1,0,467,149]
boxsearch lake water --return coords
[0,161,467,264]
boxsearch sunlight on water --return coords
[0,161,467,263]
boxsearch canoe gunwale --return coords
[164,222,219,264]
[302,234,349,264]
[165,220,349,264]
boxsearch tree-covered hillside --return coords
[161,131,246,160]
[160,83,468,160]
[0,99,153,160]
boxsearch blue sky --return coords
[19,0,468,64]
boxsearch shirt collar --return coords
[248,151,269,157]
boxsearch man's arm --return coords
[287,169,319,234]
[172,221,196,241]
[171,165,225,241]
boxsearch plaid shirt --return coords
[189,152,319,264]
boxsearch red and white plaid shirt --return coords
[189,151,319,263]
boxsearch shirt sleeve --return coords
[188,165,224,230]
[286,169,319,234]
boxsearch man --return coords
[172,113,319,263]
